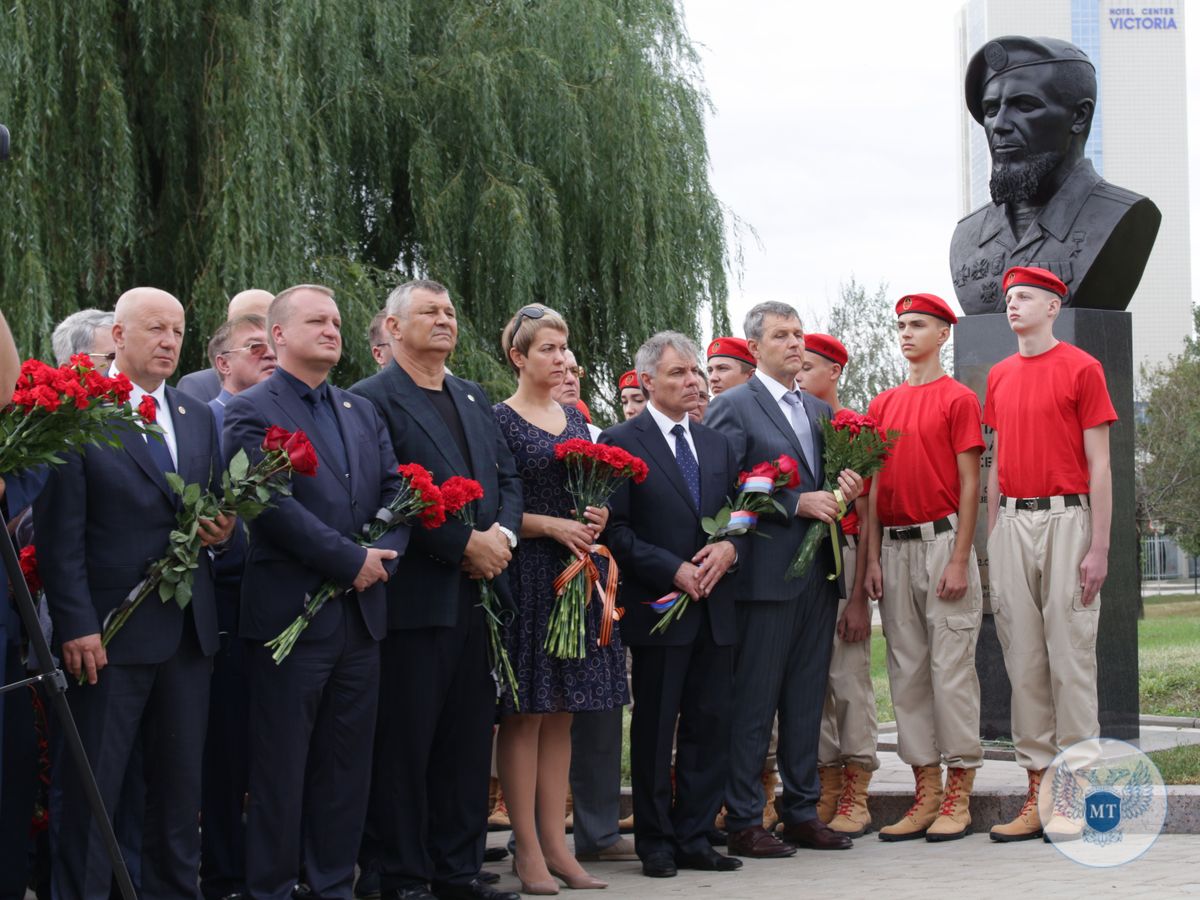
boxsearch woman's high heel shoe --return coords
[546,866,607,890]
[513,854,560,895]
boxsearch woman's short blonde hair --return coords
[500,304,569,373]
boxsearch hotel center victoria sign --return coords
[1108,7,1180,29]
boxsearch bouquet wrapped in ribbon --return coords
[785,409,899,581]
[549,439,648,659]
[0,355,139,472]
[441,475,520,710]
[94,426,319,663]
[649,454,798,635]
[266,462,444,663]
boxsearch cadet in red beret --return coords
[706,337,756,397]
[795,333,878,838]
[864,292,985,843]
[986,265,1115,842]
[619,369,647,420]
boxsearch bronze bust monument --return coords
[950,36,1161,314]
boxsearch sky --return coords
[681,0,1199,334]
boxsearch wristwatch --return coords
[498,525,518,549]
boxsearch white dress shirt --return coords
[646,400,698,462]
[113,366,179,468]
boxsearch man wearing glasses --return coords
[178,289,275,402]
[369,310,394,370]
[51,308,116,366]
[201,313,276,900]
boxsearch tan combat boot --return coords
[761,769,781,831]
[488,783,511,829]
[990,768,1044,842]
[817,766,844,824]
[879,765,943,842]
[828,763,872,837]
[926,767,975,841]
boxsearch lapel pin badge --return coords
[177,406,187,415]
[343,401,352,408]
[467,394,476,402]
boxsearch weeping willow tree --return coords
[0,0,730,415]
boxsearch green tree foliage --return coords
[0,0,730,411]
[1138,305,1200,555]
[822,279,906,412]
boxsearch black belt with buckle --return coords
[886,517,955,541]
[1000,494,1085,512]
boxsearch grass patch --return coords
[1146,744,1200,785]
[1139,608,1200,718]
[1143,592,1199,607]
[870,626,893,724]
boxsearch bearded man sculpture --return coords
[950,36,1161,314]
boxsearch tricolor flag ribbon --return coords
[739,475,775,494]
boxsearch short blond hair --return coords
[500,304,569,374]
[266,284,335,348]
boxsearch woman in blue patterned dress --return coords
[494,304,628,894]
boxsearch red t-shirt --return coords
[983,341,1117,498]
[869,376,985,526]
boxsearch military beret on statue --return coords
[964,35,1095,124]
[896,293,959,325]
[802,333,848,367]
[1003,266,1069,299]
[618,370,640,392]
[706,336,755,367]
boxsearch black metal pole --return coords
[0,510,136,900]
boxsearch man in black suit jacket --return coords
[34,287,234,900]
[224,285,409,900]
[602,332,744,879]
[704,302,864,858]
[350,280,521,900]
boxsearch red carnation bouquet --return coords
[93,427,320,667]
[18,545,41,596]
[0,355,141,472]
[442,476,520,709]
[785,409,899,581]
[266,462,445,663]
[548,439,648,659]
[649,454,798,634]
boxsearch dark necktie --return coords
[781,390,815,472]
[145,397,175,474]
[305,385,349,478]
[671,424,700,508]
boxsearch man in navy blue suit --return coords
[602,332,744,879]
[350,280,522,900]
[224,284,409,900]
[201,313,276,900]
[704,302,864,859]
[34,287,234,900]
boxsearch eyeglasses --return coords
[511,305,545,337]
[220,340,270,358]
[88,351,116,365]
[567,365,586,380]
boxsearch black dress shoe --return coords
[482,846,509,863]
[474,872,500,885]
[355,868,381,899]
[641,851,678,878]
[386,888,437,900]
[675,848,743,872]
[432,880,519,900]
[706,828,728,847]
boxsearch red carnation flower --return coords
[775,454,801,489]
[70,353,95,370]
[440,476,484,516]
[137,395,157,424]
[18,545,41,595]
[108,374,133,404]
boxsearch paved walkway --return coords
[487,833,1200,898]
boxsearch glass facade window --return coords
[1071,0,1103,175]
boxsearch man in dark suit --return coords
[705,301,864,858]
[602,332,744,879]
[34,287,234,900]
[350,279,521,900]
[178,289,274,402]
[224,284,409,900]
[200,313,277,900]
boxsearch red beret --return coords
[575,399,593,424]
[803,333,848,367]
[706,336,755,367]
[618,369,640,391]
[896,293,958,325]
[1003,266,1068,299]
